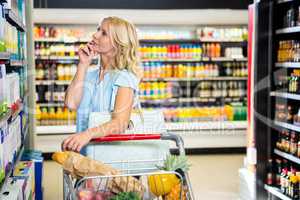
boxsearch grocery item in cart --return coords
[52,151,145,197]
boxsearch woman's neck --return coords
[99,54,114,80]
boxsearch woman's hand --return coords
[62,131,93,152]
[78,42,96,69]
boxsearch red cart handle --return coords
[91,134,162,143]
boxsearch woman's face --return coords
[91,20,114,55]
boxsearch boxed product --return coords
[8,115,22,160]
[5,73,20,107]
[0,64,7,115]
[3,0,18,17]
[13,161,35,200]
[1,120,9,174]
[0,177,24,200]
[22,150,44,200]
[0,121,7,183]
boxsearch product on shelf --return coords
[141,61,247,79]
[276,129,299,157]
[194,81,247,99]
[35,105,76,126]
[139,82,175,100]
[224,47,244,59]
[35,42,79,57]
[35,61,76,81]
[4,73,20,107]
[282,5,300,28]
[160,104,246,123]
[139,44,203,60]
[34,25,94,42]
[267,158,299,199]
[137,28,195,40]
[277,40,300,63]
[196,27,248,41]
[0,64,7,115]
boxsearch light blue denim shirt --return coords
[76,68,139,134]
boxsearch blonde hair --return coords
[103,16,142,78]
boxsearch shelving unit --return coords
[253,0,300,199]
[276,26,300,34]
[275,62,300,68]
[0,0,33,192]
[270,91,300,100]
[142,77,248,81]
[274,149,300,165]
[33,20,248,151]
[274,121,300,132]
[264,185,292,200]
[4,9,26,32]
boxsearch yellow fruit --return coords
[165,183,186,200]
[148,173,180,196]
[52,151,70,164]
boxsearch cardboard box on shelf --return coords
[0,177,24,200]
[13,161,35,200]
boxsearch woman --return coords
[62,17,141,153]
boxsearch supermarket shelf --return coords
[211,57,247,62]
[141,97,246,104]
[36,125,76,135]
[0,52,10,60]
[264,185,292,200]
[142,77,248,81]
[4,9,26,32]
[139,39,200,43]
[35,56,99,63]
[141,58,203,62]
[277,0,294,4]
[274,121,300,132]
[37,102,65,107]
[276,26,300,34]
[0,144,24,191]
[274,149,300,165]
[35,38,89,43]
[141,57,247,62]
[10,60,26,67]
[35,80,71,85]
[165,121,247,131]
[275,62,300,68]
[35,121,247,135]
[270,91,300,100]
[199,39,247,43]
[35,56,79,60]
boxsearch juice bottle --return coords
[210,43,216,58]
[162,45,167,60]
[41,107,48,125]
[63,108,69,125]
[56,107,63,125]
[208,43,213,57]
[152,45,157,59]
[35,105,42,125]
[216,43,221,57]
[57,64,64,80]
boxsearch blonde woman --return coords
[62,17,141,153]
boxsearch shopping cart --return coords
[63,133,195,200]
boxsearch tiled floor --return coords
[43,154,245,200]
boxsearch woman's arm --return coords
[62,87,134,152]
[65,43,95,110]
[64,65,88,110]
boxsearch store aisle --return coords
[43,154,244,200]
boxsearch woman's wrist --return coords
[85,127,105,139]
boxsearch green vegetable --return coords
[109,192,141,200]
